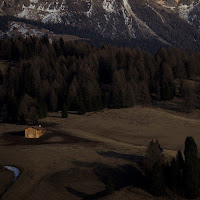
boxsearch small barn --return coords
[25,126,45,138]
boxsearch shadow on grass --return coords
[68,162,146,199]
[66,187,107,200]
[97,151,144,167]
[3,131,24,137]
[2,130,100,147]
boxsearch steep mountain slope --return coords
[0,0,200,51]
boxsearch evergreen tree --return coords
[49,89,57,111]
[62,104,68,118]
[59,37,64,50]
[180,81,195,113]
[149,161,165,196]
[27,106,38,125]
[6,95,18,123]
[78,100,86,115]
[183,137,199,199]
[176,150,184,195]
[169,158,178,192]
[144,140,165,196]
[160,63,175,101]
[176,150,184,170]
[144,139,164,172]
[37,102,47,119]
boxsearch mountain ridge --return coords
[0,0,200,51]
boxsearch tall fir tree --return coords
[176,150,184,195]
[62,104,68,118]
[149,161,165,196]
[184,137,199,199]
[144,140,165,196]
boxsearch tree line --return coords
[0,36,200,124]
[145,137,200,199]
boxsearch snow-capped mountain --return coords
[1,0,200,50]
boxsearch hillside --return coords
[0,0,200,51]
[0,106,200,199]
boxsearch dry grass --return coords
[43,106,200,152]
[0,106,200,199]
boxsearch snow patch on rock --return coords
[17,5,30,18]
[86,0,93,17]
[30,0,38,3]
[42,11,62,23]
[103,0,115,13]
[121,5,136,38]
[179,4,194,22]
[16,0,66,23]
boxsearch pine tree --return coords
[144,139,164,172]
[180,81,195,113]
[149,162,165,196]
[160,63,175,101]
[176,150,184,195]
[78,100,86,115]
[49,89,57,111]
[62,104,68,118]
[144,140,165,196]
[27,106,38,125]
[37,102,47,119]
[169,158,178,192]
[183,137,199,199]
[176,150,184,170]
[59,37,64,50]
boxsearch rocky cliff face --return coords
[0,0,200,50]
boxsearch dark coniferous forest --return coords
[0,36,200,124]
[145,137,200,199]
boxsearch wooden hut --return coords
[25,126,45,138]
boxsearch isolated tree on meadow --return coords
[78,99,86,115]
[62,104,68,118]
